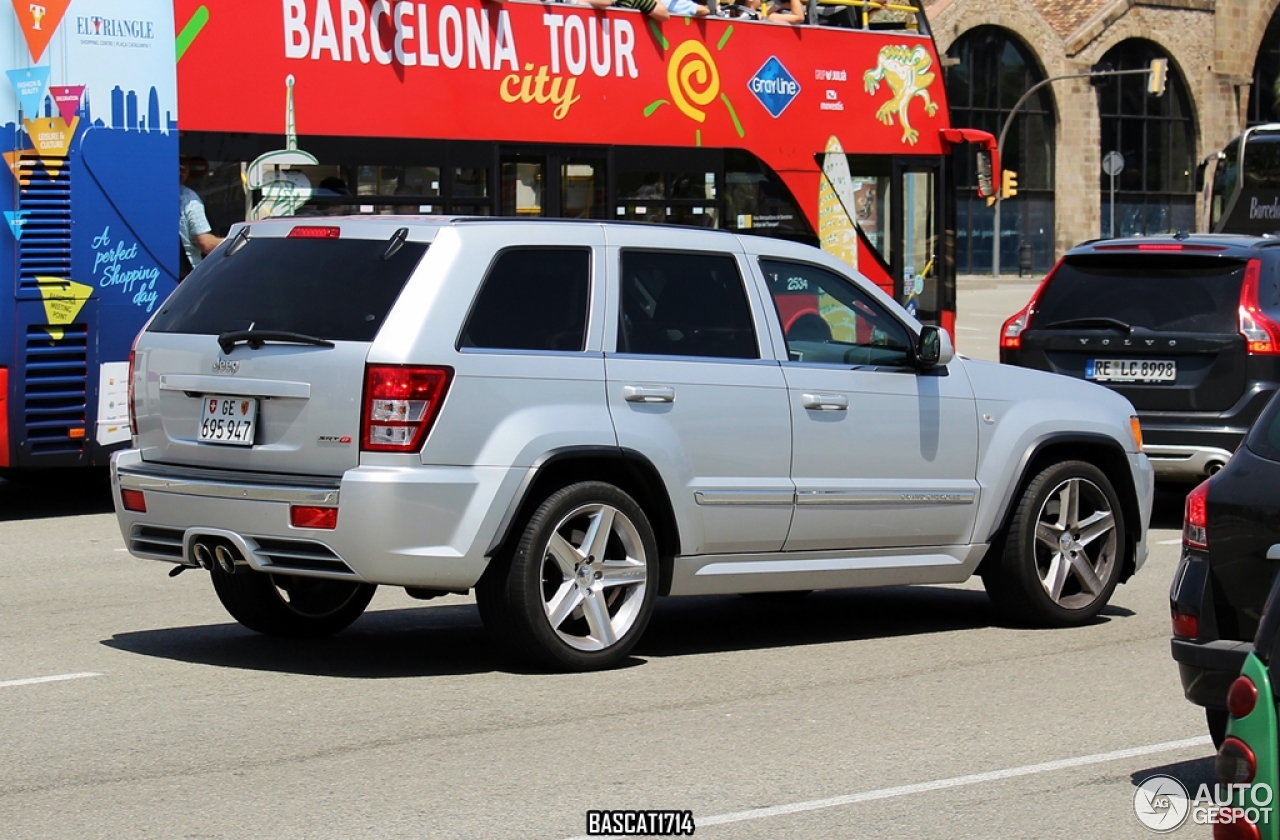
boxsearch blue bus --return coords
[0,0,176,474]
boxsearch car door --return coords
[603,230,794,555]
[752,255,981,551]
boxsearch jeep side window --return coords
[759,258,911,367]
[617,251,759,360]
[460,247,591,351]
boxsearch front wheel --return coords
[983,460,1125,627]
[211,566,376,638]
[476,481,658,671]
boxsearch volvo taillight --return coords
[1184,478,1211,550]
[999,262,1058,351]
[360,365,453,453]
[1240,258,1280,355]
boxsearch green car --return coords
[1217,547,1280,840]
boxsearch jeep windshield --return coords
[148,235,428,342]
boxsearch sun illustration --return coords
[643,22,744,145]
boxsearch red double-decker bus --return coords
[177,0,994,333]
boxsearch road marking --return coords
[0,672,101,689]
[1156,538,1182,545]
[559,736,1211,839]
[956,326,981,331]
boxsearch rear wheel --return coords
[983,460,1124,627]
[477,481,658,671]
[211,566,376,638]
[1206,707,1228,749]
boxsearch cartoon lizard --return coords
[863,45,940,146]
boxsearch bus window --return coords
[1211,138,1239,229]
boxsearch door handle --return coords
[802,393,848,410]
[624,385,675,403]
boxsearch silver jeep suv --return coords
[113,217,1154,671]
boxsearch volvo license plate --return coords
[1086,359,1176,383]
[198,396,257,445]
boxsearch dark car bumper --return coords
[1171,637,1252,708]
[1140,382,1280,481]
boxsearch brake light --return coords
[127,330,141,438]
[361,365,453,452]
[1228,676,1259,719]
[1093,243,1228,252]
[1000,263,1057,351]
[120,488,146,513]
[287,226,341,239]
[1171,611,1199,639]
[1184,478,1210,550]
[290,505,337,529]
[1217,737,1257,784]
[1239,258,1280,355]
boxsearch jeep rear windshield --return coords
[148,235,427,342]
[1035,254,1246,334]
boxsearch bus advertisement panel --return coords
[0,0,177,473]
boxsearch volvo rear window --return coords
[148,235,428,341]
[1035,255,1246,334]
[1247,392,1280,462]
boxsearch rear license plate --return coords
[1085,359,1176,383]
[199,396,257,446]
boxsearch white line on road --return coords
[0,672,102,689]
[559,736,1211,839]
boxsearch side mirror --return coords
[916,325,955,368]
[975,150,995,199]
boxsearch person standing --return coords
[179,155,222,280]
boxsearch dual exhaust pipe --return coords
[192,540,242,575]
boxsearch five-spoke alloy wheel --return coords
[477,481,658,671]
[983,460,1125,627]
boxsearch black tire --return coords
[476,481,659,672]
[983,460,1125,627]
[1207,707,1228,749]
[211,566,376,638]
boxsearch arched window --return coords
[1247,11,1280,126]
[946,26,1055,275]
[1095,40,1195,236]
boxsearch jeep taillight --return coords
[127,330,141,438]
[360,365,453,453]
[1183,478,1210,550]
[999,262,1058,351]
[1240,258,1280,355]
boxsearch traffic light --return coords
[1001,169,1018,200]
[1148,58,1168,96]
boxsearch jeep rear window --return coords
[1035,254,1245,334]
[148,236,428,341]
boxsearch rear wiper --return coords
[1041,317,1134,333]
[217,330,335,354]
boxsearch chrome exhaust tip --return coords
[213,544,239,575]
[1206,460,1226,476]
[192,542,214,571]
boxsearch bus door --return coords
[499,147,608,219]
[893,158,944,324]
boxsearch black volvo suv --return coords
[999,233,1280,483]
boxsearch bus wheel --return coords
[983,460,1123,627]
[477,481,658,672]
[211,566,376,637]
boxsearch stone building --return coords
[924,0,1280,274]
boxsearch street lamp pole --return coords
[991,67,1161,278]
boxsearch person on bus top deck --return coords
[764,0,805,24]
[580,0,672,21]
[179,155,223,280]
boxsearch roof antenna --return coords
[1173,229,1190,240]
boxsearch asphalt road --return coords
[1,280,1219,839]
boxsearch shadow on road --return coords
[103,583,1126,678]
[0,469,113,521]
[1131,755,1216,793]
